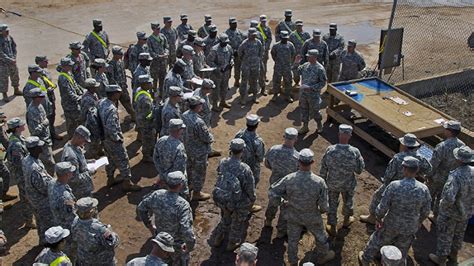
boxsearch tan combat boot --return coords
[192,191,211,201]
[359,214,376,225]
[429,253,447,266]
[343,215,355,228]
[13,87,23,96]
[219,100,231,109]
[298,123,309,135]
[251,204,262,213]
[326,224,337,237]
[2,93,9,102]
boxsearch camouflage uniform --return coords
[257,23,272,87]
[235,129,265,185]
[301,39,329,66]
[98,98,132,181]
[182,110,213,192]
[35,248,71,265]
[322,33,345,83]
[147,33,169,91]
[203,36,219,57]
[296,61,327,124]
[198,24,212,38]
[132,64,151,91]
[193,47,207,77]
[0,128,9,197]
[58,71,83,138]
[83,30,110,60]
[26,103,55,174]
[22,77,53,117]
[0,34,19,93]
[153,135,187,183]
[320,144,365,225]
[160,99,182,136]
[162,26,178,67]
[238,38,263,98]
[177,40,195,59]
[182,57,195,81]
[95,71,109,98]
[127,255,167,266]
[163,71,185,99]
[177,24,193,42]
[275,21,295,42]
[72,217,120,265]
[66,52,91,88]
[193,88,211,127]
[134,89,156,160]
[48,181,77,229]
[225,28,244,83]
[127,43,149,74]
[107,58,135,117]
[362,178,431,261]
[80,90,103,157]
[271,40,296,96]
[339,50,365,81]
[137,189,195,265]
[40,68,59,139]
[61,143,94,198]
[22,155,55,244]
[270,170,331,264]
[206,43,233,106]
[289,30,310,84]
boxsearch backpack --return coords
[85,106,105,141]
[123,44,133,70]
[212,163,242,209]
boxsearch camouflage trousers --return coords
[233,56,241,82]
[435,214,468,256]
[10,167,33,220]
[428,179,445,218]
[272,67,292,96]
[259,51,269,88]
[264,197,287,234]
[249,164,261,186]
[0,63,20,93]
[40,144,56,176]
[85,138,103,159]
[239,66,260,98]
[103,139,132,180]
[69,173,94,200]
[151,59,168,96]
[31,205,55,244]
[64,112,81,140]
[293,67,301,85]
[186,153,208,193]
[327,189,355,226]
[119,86,135,119]
[0,160,10,196]
[211,207,249,244]
[299,93,322,123]
[168,52,177,69]
[210,71,231,105]
[48,113,57,140]
[326,59,340,83]
[287,216,330,264]
[137,125,156,160]
[170,244,190,266]
[362,227,414,262]
[368,184,386,216]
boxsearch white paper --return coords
[190,77,203,85]
[200,67,216,72]
[418,144,434,161]
[434,118,446,125]
[87,157,109,172]
[403,111,413,117]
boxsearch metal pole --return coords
[379,0,398,79]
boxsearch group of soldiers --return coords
[0,8,472,266]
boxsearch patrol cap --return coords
[169,119,186,130]
[329,23,338,29]
[112,45,124,55]
[260,15,268,22]
[30,87,47,98]
[306,49,319,57]
[401,156,419,169]
[339,124,353,135]
[230,138,246,151]
[284,9,293,16]
[151,22,161,30]
[136,31,147,40]
[76,197,99,212]
[348,39,357,47]
[284,127,298,140]
[169,86,184,97]
[105,84,122,93]
[380,245,402,265]
[453,146,473,163]
[28,64,42,73]
[218,33,229,43]
[175,59,187,69]
[69,41,83,50]
[204,14,212,22]
[237,242,258,260]
[55,161,77,176]
[92,19,102,27]
[44,226,70,244]
[26,136,45,148]
[93,58,108,68]
[229,17,237,24]
[443,120,461,131]
[138,74,153,84]
[84,78,100,88]
[167,171,186,186]
[180,14,189,20]
[138,52,153,61]
[0,24,9,32]
[280,31,289,39]
[187,30,197,37]
[299,148,314,163]
[75,125,91,142]
[313,29,321,36]
[60,57,75,67]
[250,20,258,27]
[295,19,303,26]
[182,45,195,55]
[194,37,205,47]
[209,24,218,33]
[188,95,205,106]
[7,117,25,129]
[35,55,48,63]
[152,232,175,252]
[246,114,260,126]
[398,133,420,148]
[202,79,216,89]
[163,16,173,23]
[248,27,258,36]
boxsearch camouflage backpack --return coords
[212,160,242,209]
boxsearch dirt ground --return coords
[0,0,473,265]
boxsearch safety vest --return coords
[58,72,75,85]
[50,255,71,266]
[27,79,48,93]
[293,30,304,45]
[257,24,268,41]
[41,75,57,89]
[134,90,153,119]
[91,31,107,48]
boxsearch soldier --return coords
[0,24,22,101]
[108,46,136,121]
[207,33,233,111]
[163,59,187,99]
[92,58,110,97]
[6,117,35,227]
[127,32,149,75]
[360,133,432,224]
[61,126,95,199]
[209,138,256,251]
[235,243,258,266]
[182,96,214,201]
[203,25,219,57]
[238,28,263,105]
[127,232,175,265]
[162,16,179,68]
[177,14,194,42]
[270,148,335,265]
[275,10,296,42]
[80,78,103,158]
[73,197,120,265]
[0,114,14,204]
[134,75,156,162]
[98,84,141,191]
[289,20,311,85]
[181,45,197,85]
[320,124,365,236]
[294,49,327,134]
[57,57,83,139]
[177,30,197,58]
[161,86,184,136]
[249,20,266,93]
[429,146,473,265]
[271,31,296,103]
[359,156,431,265]
[148,22,169,93]
[427,120,465,222]
[48,162,77,230]
[36,55,62,141]
[35,226,72,265]
[26,88,56,174]
[193,79,214,127]
[198,15,213,38]
[301,29,329,66]
[323,23,345,83]
[23,136,55,244]
[67,41,92,88]
[132,52,152,92]
[225,17,245,88]
[263,127,299,237]
[82,19,110,60]
[137,171,196,265]
[339,40,365,81]
[257,15,272,94]
[192,38,209,77]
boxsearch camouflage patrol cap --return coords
[25,136,45,148]
[237,242,258,259]
[151,22,161,30]
[55,161,76,177]
[284,127,298,140]
[230,138,246,151]
[152,232,175,252]
[250,20,258,27]
[401,156,419,169]
[188,95,205,106]
[329,23,337,29]
[93,58,108,68]
[136,31,147,40]
[169,86,184,97]
[398,133,420,148]
[180,14,189,20]
[163,16,173,23]
[204,14,212,22]
[246,114,260,126]
[105,84,122,93]
[0,24,9,32]
[84,78,100,88]
[75,125,91,142]
[295,19,303,26]
[45,226,70,244]
[175,59,187,68]
[209,25,218,33]
[138,74,153,84]
[284,9,293,16]
[167,171,186,186]
[260,15,268,22]
[348,39,357,47]
[182,45,195,55]
[306,49,319,57]
[443,120,461,131]
[202,79,216,89]
[229,17,237,24]
[194,37,205,47]
[30,87,47,98]
[248,27,258,36]
[7,117,25,129]
[92,19,102,27]
[28,64,42,73]
[35,55,48,63]
[76,197,99,212]
[69,41,83,50]
[169,119,186,130]
[218,33,229,43]
[138,52,153,61]
[112,45,124,55]
[60,57,75,67]
[380,245,402,265]
[299,148,314,163]
[312,29,321,36]
[453,146,473,163]
[187,30,197,37]
[280,31,289,39]
[339,124,353,135]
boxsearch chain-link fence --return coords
[382,0,474,130]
